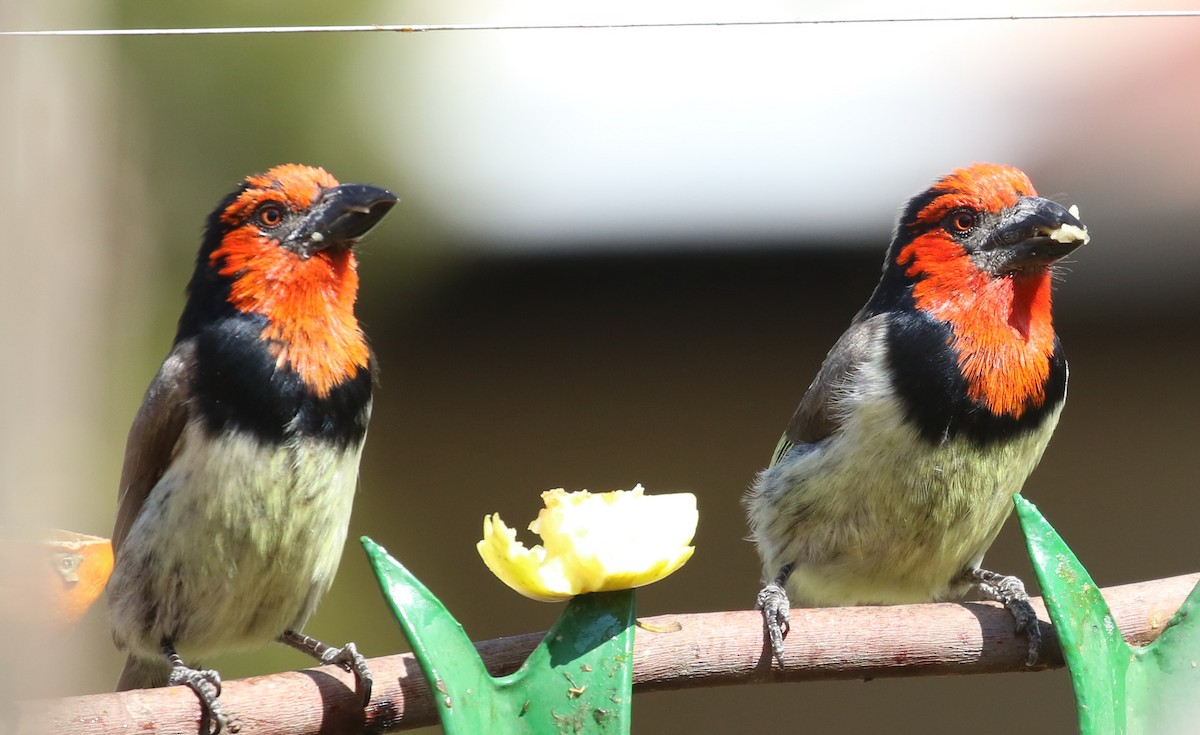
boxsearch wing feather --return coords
[771,313,887,465]
[112,340,196,553]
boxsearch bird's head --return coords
[180,164,397,396]
[193,164,397,312]
[891,163,1088,290]
[876,163,1089,419]
[212,164,398,263]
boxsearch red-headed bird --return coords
[107,164,397,732]
[744,163,1089,663]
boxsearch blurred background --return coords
[2,0,1199,732]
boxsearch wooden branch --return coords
[21,573,1196,735]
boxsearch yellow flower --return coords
[477,485,698,602]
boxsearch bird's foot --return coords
[164,650,229,735]
[280,630,373,706]
[755,582,791,664]
[319,642,372,704]
[970,568,1042,665]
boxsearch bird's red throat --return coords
[900,238,1056,419]
[213,229,368,399]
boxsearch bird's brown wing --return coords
[112,340,196,553]
[771,313,887,466]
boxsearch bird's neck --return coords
[911,267,1056,419]
[216,245,368,399]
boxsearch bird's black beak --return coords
[986,196,1090,273]
[286,183,398,257]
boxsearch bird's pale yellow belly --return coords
[108,422,363,661]
[746,365,1061,607]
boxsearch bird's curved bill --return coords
[988,196,1090,271]
[286,183,399,254]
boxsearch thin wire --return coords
[1,10,1198,38]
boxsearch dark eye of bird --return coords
[255,203,285,228]
[946,208,976,234]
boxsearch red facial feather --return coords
[210,164,368,398]
[915,163,1036,223]
[897,164,1055,418]
[219,164,340,226]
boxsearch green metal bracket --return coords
[1015,494,1200,734]
[363,536,636,735]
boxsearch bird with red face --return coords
[107,164,397,732]
[744,163,1089,663]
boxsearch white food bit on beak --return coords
[1069,204,1080,219]
[310,231,325,243]
[1048,222,1090,246]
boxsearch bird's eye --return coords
[255,203,285,228]
[947,209,976,233]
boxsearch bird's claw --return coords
[1003,597,1042,666]
[167,665,230,734]
[970,568,1042,666]
[755,583,791,663]
[279,630,373,706]
[320,641,373,706]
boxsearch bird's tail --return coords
[116,655,169,691]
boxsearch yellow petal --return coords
[477,513,573,601]
[477,485,698,601]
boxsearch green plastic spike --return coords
[363,537,636,735]
[1015,494,1200,734]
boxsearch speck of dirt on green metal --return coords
[551,708,587,734]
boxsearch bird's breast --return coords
[883,307,1067,446]
[189,314,373,448]
[747,343,1062,606]
[107,423,365,659]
